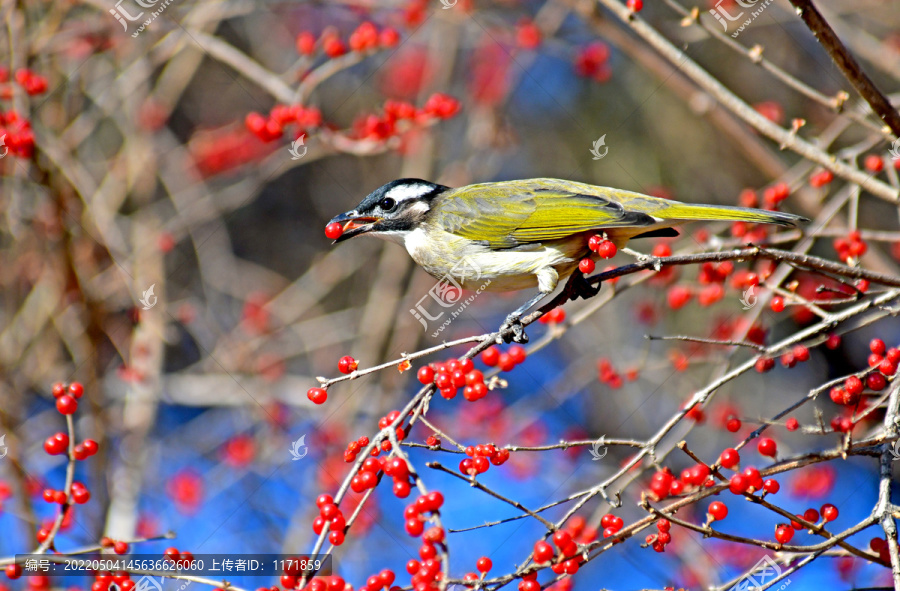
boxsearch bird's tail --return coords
[660,203,809,227]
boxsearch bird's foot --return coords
[500,313,529,344]
[564,271,601,302]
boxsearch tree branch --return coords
[787,0,900,138]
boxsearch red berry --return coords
[509,345,527,365]
[596,240,617,259]
[770,296,785,312]
[323,37,347,58]
[476,557,492,573]
[579,258,595,274]
[775,524,794,544]
[72,486,90,504]
[296,32,316,55]
[56,394,77,415]
[52,382,66,397]
[44,432,69,455]
[821,503,838,522]
[417,366,435,385]
[338,356,358,374]
[425,491,444,510]
[307,387,327,404]
[6,564,22,580]
[757,438,777,458]
[729,474,749,495]
[328,530,345,545]
[481,347,499,367]
[871,338,886,355]
[708,501,728,521]
[516,20,542,49]
[786,417,799,431]
[325,222,344,240]
[551,530,572,548]
[725,417,741,432]
[763,479,780,494]
[626,0,643,11]
[868,372,887,391]
[68,382,84,398]
[755,357,775,373]
[845,375,864,396]
[379,28,401,47]
[865,154,884,172]
[113,541,129,555]
[533,540,554,563]
[720,448,740,469]
[667,285,692,310]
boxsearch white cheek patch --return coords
[386,184,434,202]
[405,201,431,217]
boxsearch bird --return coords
[328,178,808,342]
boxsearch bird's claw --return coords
[566,272,601,302]
[500,314,529,344]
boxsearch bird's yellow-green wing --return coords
[432,180,657,249]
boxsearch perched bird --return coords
[328,178,807,341]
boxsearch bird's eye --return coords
[380,197,397,211]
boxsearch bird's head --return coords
[329,179,449,243]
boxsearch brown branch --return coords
[786,0,900,138]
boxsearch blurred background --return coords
[2,0,900,589]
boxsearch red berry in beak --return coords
[325,222,344,240]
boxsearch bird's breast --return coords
[403,227,587,292]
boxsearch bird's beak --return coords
[329,211,382,243]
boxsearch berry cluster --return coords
[245,104,323,143]
[481,345,527,372]
[418,357,488,401]
[828,339,898,411]
[51,381,85,415]
[458,443,509,477]
[162,547,196,566]
[588,234,617,259]
[0,110,35,158]
[833,230,868,262]
[538,307,566,324]
[809,168,834,187]
[343,435,370,463]
[528,519,594,578]
[597,358,639,389]
[351,95,460,141]
[41,480,90,507]
[312,494,348,546]
[295,23,400,58]
[86,569,141,591]
[281,571,346,591]
[645,518,671,553]
[402,491,444,540]
[870,536,895,563]
[2,67,48,96]
[648,466,710,501]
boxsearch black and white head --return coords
[329,179,448,243]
